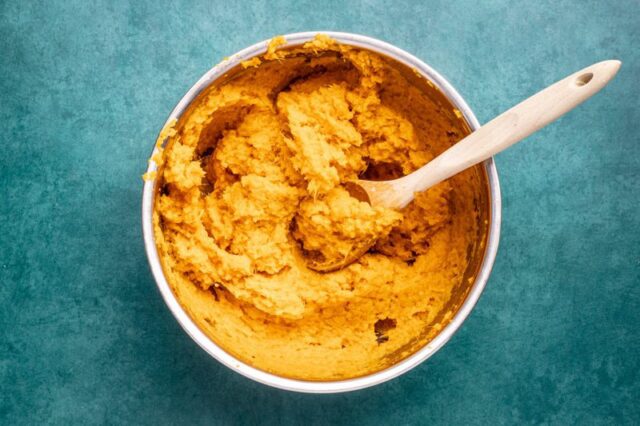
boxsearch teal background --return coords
[1,0,639,424]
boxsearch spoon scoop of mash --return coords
[308,60,621,273]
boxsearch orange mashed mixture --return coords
[151,35,486,380]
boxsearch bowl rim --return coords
[141,31,501,393]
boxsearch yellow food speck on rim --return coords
[241,57,261,69]
[263,35,287,60]
[142,170,157,181]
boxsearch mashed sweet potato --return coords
[151,35,487,380]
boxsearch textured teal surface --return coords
[1,1,639,424]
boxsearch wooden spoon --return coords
[359,60,621,209]
[309,60,621,272]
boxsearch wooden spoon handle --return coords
[404,60,621,194]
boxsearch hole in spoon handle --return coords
[575,72,594,86]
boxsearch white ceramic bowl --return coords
[142,31,501,393]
